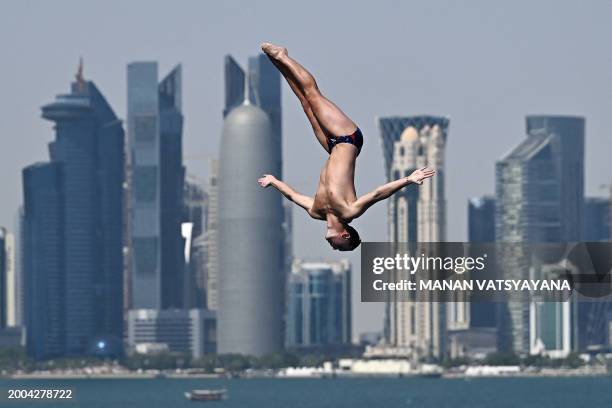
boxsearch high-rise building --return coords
[23,65,124,359]
[190,234,209,309]
[466,196,497,329]
[184,176,207,238]
[13,208,25,327]
[217,54,284,356]
[0,228,6,329]
[225,54,282,176]
[0,228,19,327]
[183,176,208,309]
[576,196,611,351]
[127,308,216,358]
[583,197,610,241]
[446,197,499,359]
[224,56,246,118]
[205,159,219,311]
[468,197,496,243]
[248,54,282,148]
[283,203,294,272]
[378,116,448,362]
[127,62,185,310]
[495,115,584,356]
[286,260,351,348]
[23,164,64,358]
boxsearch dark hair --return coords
[342,225,361,251]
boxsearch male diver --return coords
[257,43,436,251]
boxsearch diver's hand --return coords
[257,174,277,187]
[407,166,436,185]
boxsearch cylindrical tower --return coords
[217,100,284,356]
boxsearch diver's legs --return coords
[262,43,357,138]
[265,54,330,152]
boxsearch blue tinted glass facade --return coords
[224,56,245,118]
[23,78,124,359]
[23,163,65,358]
[159,66,186,309]
[495,115,584,354]
[583,197,610,241]
[467,196,497,329]
[128,63,185,310]
[468,197,495,243]
[286,262,351,348]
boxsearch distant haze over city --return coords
[1,0,612,334]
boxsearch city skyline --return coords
[2,1,612,335]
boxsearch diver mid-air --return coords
[258,43,436,251]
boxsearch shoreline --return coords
[5,371,610,380]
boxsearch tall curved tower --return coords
[378,115,449,361]
[217,91,284,356]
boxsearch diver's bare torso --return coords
[257,42,436,250]
[309,144,358,222]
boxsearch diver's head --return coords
[325,223,361,251]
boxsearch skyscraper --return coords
[183,176,208,308]
[225,54,282,175]
[378,116,448,361]
[282,203,294,275]
[468,197,496,243]
[248,54,282,146]
[286,260,352,349]
[205,159,219,311]
[1,230,17,327]
[467,196,497,329]
[23,65,124,358]
[495,115,584,355]
[583,197,610,241]
[127,62,185,310]
[577,196,611,351]
[23,163,64,358]
[0,228,6,329]
[217,55,284,356]
[224,56,246,118]
[446,197,498,359]
[13,208,25,327]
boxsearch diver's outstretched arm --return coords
[347,167,436,219]
[257,174,322,220]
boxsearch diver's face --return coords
[325,231,351,251]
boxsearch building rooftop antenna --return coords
[75,57,86,92]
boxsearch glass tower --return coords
[577,197,611,351]
[286,260,351,348]
[583,197,610,241]
[468,197,496,243]
[495,115,584,355]
[23,70,124,359]
[127,62,185,310]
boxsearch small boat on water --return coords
[184,389,227,402]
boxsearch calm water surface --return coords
[1,377,611,408]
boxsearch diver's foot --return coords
[261,42,288,60]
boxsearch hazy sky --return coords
[1,0,611,336]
